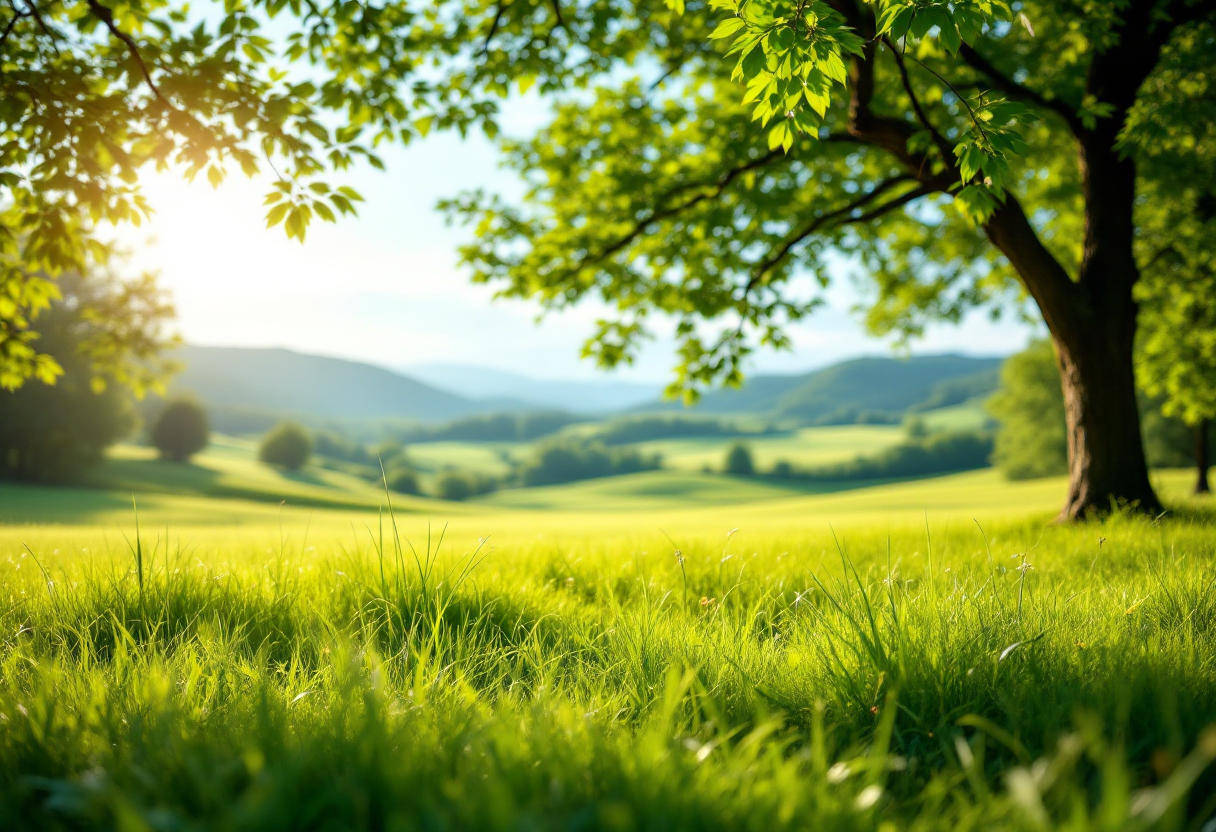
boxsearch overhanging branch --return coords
[748,175,924,284]
[586,149,786,268]
[959,44,1082,133]
[86,0,169,104]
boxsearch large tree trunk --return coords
[984,196,1162,520]
[1197,419,1212,495]
[1052,310,1160,518]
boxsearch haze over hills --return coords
[168,346,490,426]
[166,346,1005,433]
[402,363,662,413]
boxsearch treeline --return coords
[518,438,662,486]
[729,429,994,483]
[392,411,583,444]
[590,415,777,445]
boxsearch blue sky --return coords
[123,119,1037,384]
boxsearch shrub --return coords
[434,470,497,501]
[724,443,754,476]
[384,466,421,496]
[259,422,312,471]
[769,460,795,478]
[151,400,210,462]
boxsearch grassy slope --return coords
[2,495,1215,830]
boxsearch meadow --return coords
[2,441,1215,830]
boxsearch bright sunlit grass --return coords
[2,493,1215,830]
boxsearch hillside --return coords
[168,346,488,425]
[402,363,661,413]
[644,354,1002,423]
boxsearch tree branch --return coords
[85,0,169,104]
[748,175,922,283]
[0,6,25,51]
[959,44,1082,133]
[481,1,510,55]
[587,150,786,269]
[882,37,955,163]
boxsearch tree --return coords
[724,443,755,476]
[259,422,312,472]
[0,272,174,482]
[434,1,1213,518]
[151,399,210,463]
[1136,198,1216,494]
[987,341,1068,481]
[989,340,1206,483]
[0,0,453,390]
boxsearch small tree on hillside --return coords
[259,422,312,472]
[151,400,210,463]
[724,443,755,477]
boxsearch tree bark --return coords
[983,198,1162,519]
[1196,419,1212,495]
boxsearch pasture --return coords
[2,449,1214,830]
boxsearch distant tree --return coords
[434,470,498,502]
[0,272,174,483]
[151,400,209,463]
[903,416,929,440]
[987,342,1069,481]
[724,444,755,477]
[435,471,475,502]
[1135,170,1216,493]
[259,422,312,472]
[384,466,421,496]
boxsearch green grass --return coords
[4,433,1214,830]
[2,493,1216,831]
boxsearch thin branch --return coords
[481,1,510,55]
[958,44,1081,133]
[586,150,786,269]
[748,175,921,282]
[85,0,170,105]
[882,36,954,164]
[549,0,564,29]
[0,7,25,50]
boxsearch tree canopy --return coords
[0,270,174,481]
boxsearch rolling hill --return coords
[642,354,1003,423]
[168,346,489,426]
[402,363,661,413]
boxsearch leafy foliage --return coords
[987,341,1068,480]
[0,0,481,387]
[0,271,173,482]
[258,422,312,471]
[150,399,210,463]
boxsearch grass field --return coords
[2,437,1214,830]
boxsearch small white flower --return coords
[827,762,851,784]
[854,784,884,810]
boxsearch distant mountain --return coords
[169,346,490,425]
[401,363,662,414]
[640,355,1004,423]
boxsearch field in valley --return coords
[1,436,1214,830]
